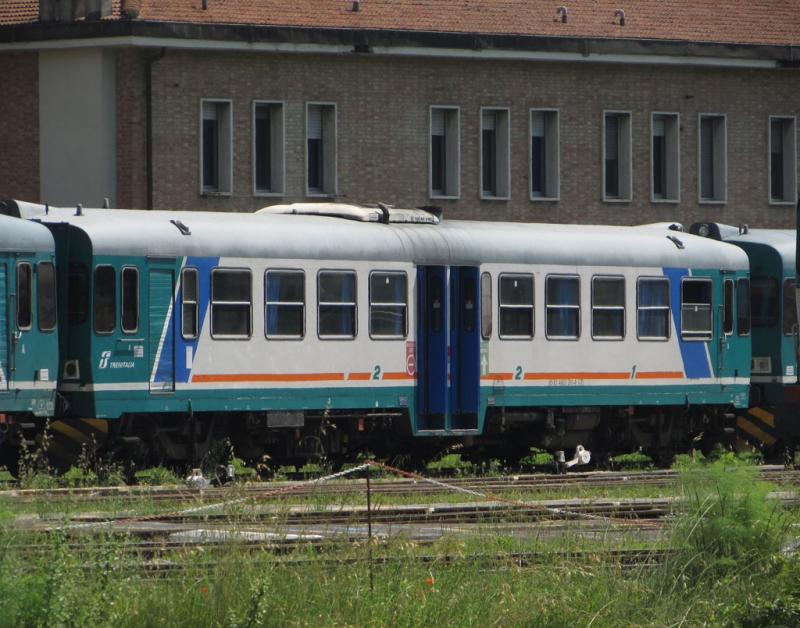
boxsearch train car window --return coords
[121,267,139,333]
[37,261,57,332]
[93,265,116,334]
[750,277,778,327]
[462,274,476,334]
[318,271,356,339]
[266,270,305,339]
[783,277,797,336]
[181,267,199,339]
[723,279,734,335]
[429,275,444,333]
[681,278,713,340]
[546,275,579,339]
[637,277,670,340]
[369,272,407,339]
[737,277,751,336]
[68,264,89,324]
[16,262,32,330]
[499,274,533,339]
[592,276,624,340]
[210,269,252,339]
[480,272,492,339]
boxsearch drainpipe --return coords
[146,47,167,209]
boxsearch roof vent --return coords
[614,9,625,26]
[75,204,83,217]
[256,203,440,224]
[556,6,567,23]
[171,219,192,235]
[739,223,749,235]
[667,235,685,250]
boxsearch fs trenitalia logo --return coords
[99,351,112,369]
[99,350,135,369]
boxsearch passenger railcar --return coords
[0,209,59,472]
[2,201,752,470]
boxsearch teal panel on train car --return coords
[149,268,175,393]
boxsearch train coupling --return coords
[554,445,591,474]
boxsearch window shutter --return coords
[202,101,218,120]
[531,111,545,137]
[482,111,496,131]
[605,115,618,159]
[771,119,784,153]
[653,116,665,137]
[307,105,323,140]
[431,109,446,136]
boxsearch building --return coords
[1,0,799,228]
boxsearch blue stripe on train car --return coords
[663,267,712,379]
[175,256,217,384]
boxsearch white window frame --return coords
[210,268,252,340]
[429,106,460,199]
[253,101,285,197]
[603,111,632,202]
[369,271,408,340]
[698,113,727,203]
[480,107,510,200]
[545,275,580,340]
[681,277,713,341]
[200,99,233,196]
[651,112,680,203]
[591,275,625,340]
[529,108,560,201]
[306,102,337,197]
[769,116,797,205]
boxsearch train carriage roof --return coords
[721,229,795,273]
[0,213,55,253]
[21,202,748,271]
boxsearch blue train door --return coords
[416,265,480,432]
[149,268,175,393]
[0,264,7,392]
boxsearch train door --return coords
[0,264,7,392]
[416,265,480,432]
[720,277,734,375]
[148,268,175,392]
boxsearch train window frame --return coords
[480,272,492,339]
[723,278,734,335]
[369,271,407,340]
[681,277,713,341]
[16,262,32,331]
[750,276,779,327]
[737,277,751,336]
[93,264,116,335]
[637,276,670,341]
[121,266,139,334]
[783,277,797,336]
[68,263,89,325]
[498,273,534,340]
[461,273,477,334]
[591,275,625,340]
[37,261,57,332]
[265,269,306,340]
[181,267,199,340]
[546,274,580,340]
[318,270,357,340]
[210,268,252,340]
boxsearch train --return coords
[0,198,780,475]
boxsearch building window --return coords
[737,277,751,336]
[652,113,680,201]
[370,272,407,339]
[499,274,533,339]
[480,108,509,199]
[681,278,713,341]
[530,109,559,201]
[592,276,624,339]
[254,102,285,195]
[770,117,797,204]
[181,267,199,340]
[306,103,337,196]
[783,277,797,336]
[93,265,116,334]
[604,111,631,201]
[16,262,32,330]
[318,271,356,339]
[637,277,670,340]
[121,267,139,333]
[480,272,492,339]
[201,100,232,195]
[211,269,252,339]
[430,106,460,198]
[751,277,778,327]
[699,114,727,202]
[37,261,56,332]
[546,275,580,339]
[265,270,304,339]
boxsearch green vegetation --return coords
[0,456,798,626]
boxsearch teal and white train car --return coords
[13,203,752,466]
[0,210,59,467]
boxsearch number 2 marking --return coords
[515,366,522,380]
[373,365,381,380]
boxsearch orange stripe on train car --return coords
[347,373,372,381]
[634,371,684,379]
[523,372,631,380]
[382,372,415,380]
[192,373,345,383]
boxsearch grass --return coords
[0,456,799,626]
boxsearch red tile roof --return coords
[2,0,800,47]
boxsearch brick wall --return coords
[0,52,39,203]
